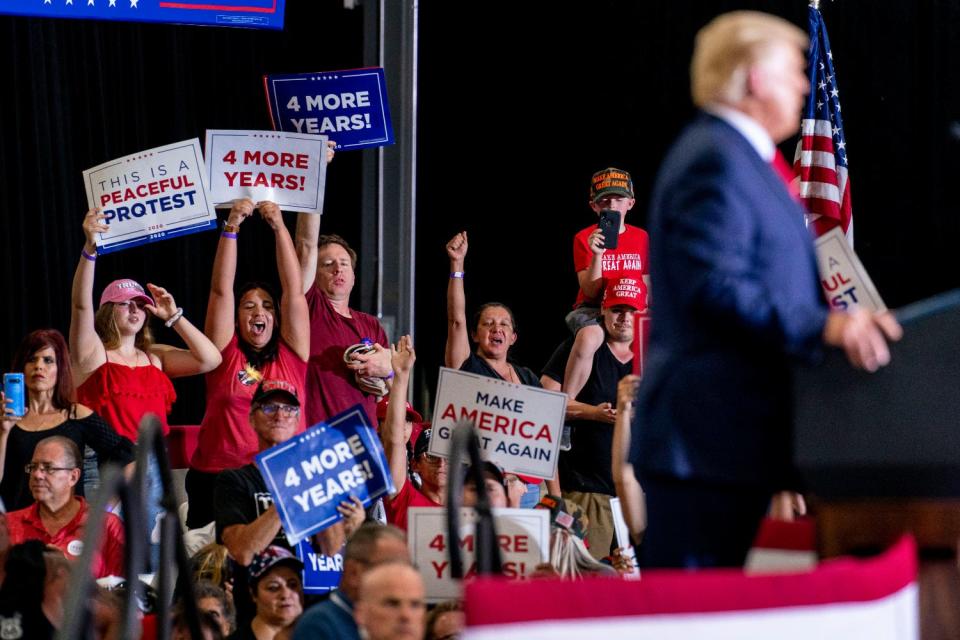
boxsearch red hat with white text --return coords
[602,277,646,311]
[99,279,154,307]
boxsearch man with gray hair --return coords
[632,11,901,568]
[5,436,125,578]
[292,523,409,640]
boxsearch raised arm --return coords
[295,212,320,295]
[576,227,607,302]
[70,209,109,384]
[445,232,471,369]
[293,141,336,294]
[260,201,310,361]
[146,284,222,378]
[383,336,416,493]
[205,199,254,350]
[612,375,645,541]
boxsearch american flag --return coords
[794,5,853,243]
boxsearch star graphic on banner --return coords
[826,74,833,83]
[832,126,840,136]
[827,50,833,60]
[838,141,846,151]
[818,81,826,90]
[66,0,73,4]
[830,87,839,98]
[819,62,825,71]
[108,0,116,6]
[43,0,51,4]
[88,0,95,5]
[130,0,138,6]
[817,101,823,109]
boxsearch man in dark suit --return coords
[631,11,901,569]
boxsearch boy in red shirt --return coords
[564,168,650,400]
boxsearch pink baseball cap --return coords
[99,279,154,307]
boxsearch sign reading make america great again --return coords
[0,0,285,30]
[429,368,567,480]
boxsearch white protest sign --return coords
[204,130,329,213]
[815,227,887,313]
[408,507,550,603]
[429,368,567,479]
[83,138,216,254]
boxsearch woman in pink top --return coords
[184,199,309,528]
[70,209,223,439]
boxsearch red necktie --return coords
[772,149,801,201]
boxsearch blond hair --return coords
[94,302,154,351]
[691,11,807,107]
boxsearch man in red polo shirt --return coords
[6,436,124,578]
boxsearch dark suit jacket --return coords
[631,113,828,491]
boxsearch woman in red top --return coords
[70,208,222,440]
[184,199,309,528]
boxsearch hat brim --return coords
[100,292,155,307]
[592,188,634,203]
[251,556,305,582]
[255,389,300,407]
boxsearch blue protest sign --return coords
[0,0,284,29]
[294,541,344,595]
[257,404,395,545]
[263,68,394,150]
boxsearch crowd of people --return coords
[0,9,905,640]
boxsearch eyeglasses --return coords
[25,463,76,475]
[257,403,300,417]
[420,455,446,467]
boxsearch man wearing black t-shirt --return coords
[541,279,640,559]
[215,379,344,630]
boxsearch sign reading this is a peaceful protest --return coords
[429,368,567,480]
[257,405,394,545]
[263,68,394,150]
[205,130,330,214]
[814,227,887,313]
[83,138,216,255]
[408,507,550,603]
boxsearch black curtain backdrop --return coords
[414,1,960,414]
[2,2,958,423]
[0,3,365,423]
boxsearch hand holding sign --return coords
[82,209,110,251]
[257,201,284,230]
[823,308,903,372]
[226,198,256,227]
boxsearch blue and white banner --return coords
[82,138,216,255]
[0,0,285,30]
[295,541,343,595]
[257,405,395,545]
[263,68,394,150]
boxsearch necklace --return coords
[112,349,141,368]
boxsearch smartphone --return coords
[3,373,25,418]
[599,209,620,250]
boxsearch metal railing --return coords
[444,421,503,578]
[57,414,202,640]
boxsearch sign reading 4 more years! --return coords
[263,67,394,150]
[256,405,395,546]
[429,368,567,480]
[82,138,216,255]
